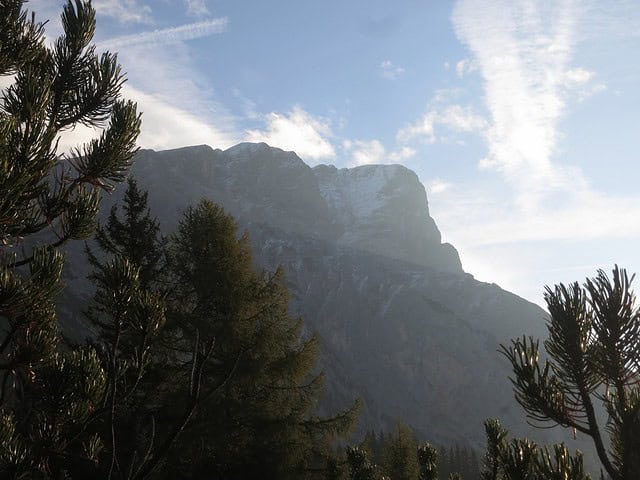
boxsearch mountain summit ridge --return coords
[131,143,462,274]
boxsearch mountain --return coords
[61,142,572,451]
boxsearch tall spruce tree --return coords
[501,266,640,480]
[87,177,166,291]
[0,0,141,477]
[163,199,358,479]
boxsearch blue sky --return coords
[22,0,640,306]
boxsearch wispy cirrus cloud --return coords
[452,0,585,195]
[421,0,636,303]
[124,85,237,150]
[99,17,228,50]
[48,2,239,154]
[56,82,239,153]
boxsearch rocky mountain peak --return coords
[131,143,461,274]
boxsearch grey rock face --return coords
[63,143,575,452]
[314,164,461,273]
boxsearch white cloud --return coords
[398,113,436,143]
[56,84,238,153]
[245,107,336,161]
[389,146,417,162]
[439,104,487,132]
[126,85,237,150]
[434,183,640,248]
[426,179,452,195]
[562,67,593,85]
[184,0,209,17]
[380,60,405,80]
[343,139,416,166]
[451,0,592,197]
[93,0,152,24]
[16,0,239,155]
[232,88,260,120]
[378,1,639,304]
[397,104,487,143]
[344,139,385,165]
[99,17,228,50]
[560,68,607,101]
[576,82,607,101]
[56,25,240,154]
[424,169,640,304]
[455,58,477,78]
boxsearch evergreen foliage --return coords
[354,425,479,480]
[87,177,166,290]
[346,446,379,480]
[81,178,219,479]
[163,199,359,479]
[501,266,640,480]
[0,0,140,476]
[480,419,507,480]
[479,419,589,480]
[417,443,439,480]
[382,422,420,480]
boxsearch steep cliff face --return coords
[314,163,461,273]
[63,143,557,450]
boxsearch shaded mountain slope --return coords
[61,143,574,452]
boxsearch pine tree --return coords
[164,199,358,479]
[381,422,420,480]
[87,177,166,290]
[501,266,640,480]
[479,419,589,480]
[481,419,507,480]
[80,178,217,479]
[346,446,378,480]
[417,443,438,480]
[0,0,140,476]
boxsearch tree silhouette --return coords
[501,266,640,480]
[0,0,141,476]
